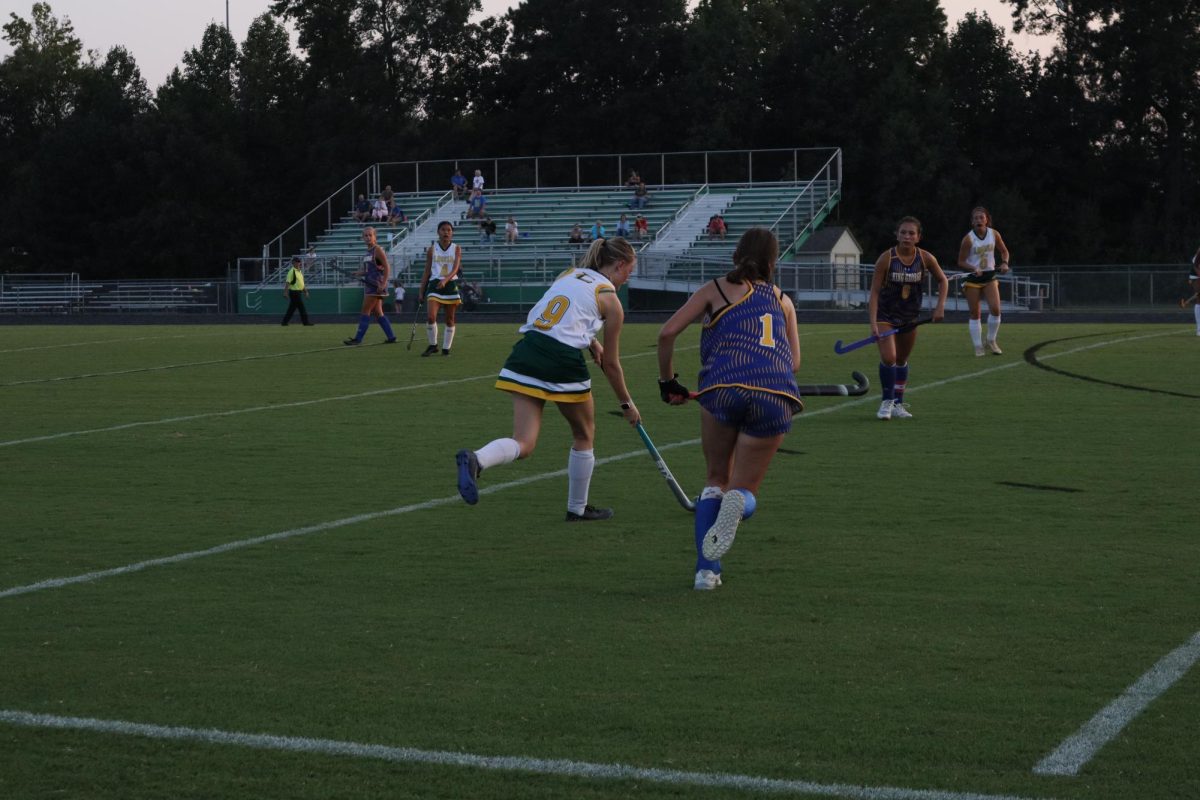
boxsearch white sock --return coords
[566,448,595,515]
[987,315,1001,342]
[475,437,521,470]
[442,325,456,350]
[700,486,724,501]
[968,318,983,347]
[426,323,438,346]
[1194,304,1200,332]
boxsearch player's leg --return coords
[422,292,440,356]
[345,294,373,344]
[373,296,396,341]
[702,423,785,562]
[890,328,918,418]
[875,323,898,419]
[456,392,543,505]
[965,285,984,355]
[556,397,610,521]
[693,407,739,588]
[984,281,1002,353]
[442,303,458,355]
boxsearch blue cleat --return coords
[456,449,481,505]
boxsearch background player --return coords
[455,238,641,521]
[656,228,802,591]
[343,227,396,345]
[418,221,462,356]
[869,216,948,420]
[957,206,1011,356]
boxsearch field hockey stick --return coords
[834,320,933,355]
[1180,293,1198,309]
[634,422,695,512]
[681,371,870,400]
[406,301,424,350]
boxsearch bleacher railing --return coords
[261,148,844,264]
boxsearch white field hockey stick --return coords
[634,422,695,512]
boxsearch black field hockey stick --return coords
[834,320,933,355]
[676,371,870,402]
[405,301,424,350]
[634,422,695,513]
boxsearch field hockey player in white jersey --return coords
[455,238,641,521]
[418,221,463,356]
[957,206,1011,356]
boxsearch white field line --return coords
[0,344,690,449]
[1033,631,1200,776]
[0,709,1052,800]
[0,332,1170,597]
[0,345,350,387]
[0,374,496,448]
[0,330,242,355]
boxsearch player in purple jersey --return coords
[868,216,948,420]
[656,228,802,590]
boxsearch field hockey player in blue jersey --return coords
[343,227,397,345]
[656,228,802,591]
[868,216,948,420]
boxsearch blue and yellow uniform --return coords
[362,247,387,297]
[695,281,801,437]
[876,247,925,327]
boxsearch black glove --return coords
[658,374,690,403]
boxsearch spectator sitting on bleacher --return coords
[381,184,395,210]
[707,214,727,240]
[388,205,408,226]
[629,179,649,210]
[568,223,586,245]
[505,216,519,244]
[590,220,606,241]
[451,169,467,200]
[372,197,389,222]
[625,169,641,188]
[615,213,631,237]
[480,215,497,243]
[472,169,485,193]
[466,188,487,220]
[633,214,649,241]
[354,194,371,223]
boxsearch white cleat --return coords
[986,339,1003,355]
[876,399,893,420]
[693,569,723,591]
[702,490,746,561]
[890,401,913,419]
[974,345,986,357]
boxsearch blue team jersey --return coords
[697,281,801,408]
[877,247,925,325]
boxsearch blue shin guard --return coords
[695,491,722,574]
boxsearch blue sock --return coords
[377,315,395,339]
[894,363,909,403]
[694,494,722,574]
[879,362,897,402]
[354,314,370,341]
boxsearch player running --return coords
[957,206,1011,356]
[656,228,802,590]
[455,237,641,521]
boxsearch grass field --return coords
[0,319,1197,800]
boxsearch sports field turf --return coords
[0,320,1196,800]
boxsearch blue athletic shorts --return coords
[697,385,798,437]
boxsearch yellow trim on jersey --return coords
[695,382,804,411]
[429,297,462,306]
[494,379,591,403]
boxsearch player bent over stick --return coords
[456,238,641,520]
[656,228,803,591]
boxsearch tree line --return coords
[1,0,1197,279]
